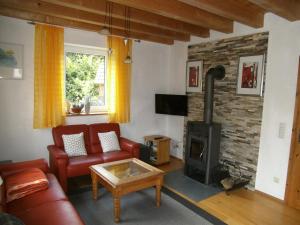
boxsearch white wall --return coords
[255,16,300,200]
[0,16,169,162]
[165,42,187,159]
[167,13,300,199]
[121,41,169,140]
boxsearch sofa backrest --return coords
[52,124,92,153]
[89,123,121,153]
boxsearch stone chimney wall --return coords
[185,32,269,188]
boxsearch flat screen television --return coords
[155,94,187,116]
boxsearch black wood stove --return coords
[184,65,225,185]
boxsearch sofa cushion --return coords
[98,131,121,153]
[7,174,66,214]
[67,154,103,177]
[12,200,84,225]
[89,123,121,153]
[5,168,49,203]
[62,132,87,157]
[101,150,132,163]
[52,124,92,153]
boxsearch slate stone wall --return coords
[185,32,269,188]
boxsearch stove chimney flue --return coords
[204,65,225,124]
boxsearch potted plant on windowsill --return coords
[71,103,84,114]
[71,97,84,114]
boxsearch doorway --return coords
[285,57,300,210]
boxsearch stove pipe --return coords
[204,65,225,124]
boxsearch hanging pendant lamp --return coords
[123,7,132,64]
[108,48,113,56]
[99,1,111,35]
[123,38,128,46]
[124,55,132,64]
[99,27,110,35]
[102,1,113,56]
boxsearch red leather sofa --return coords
[48,123,140,192]
[0,159,84,225]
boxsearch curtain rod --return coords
[27,21,141,42]
[26,21,64,29]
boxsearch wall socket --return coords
[171,140,183,150]
[273,177,280,183]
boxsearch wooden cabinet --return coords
[144,135,170,165]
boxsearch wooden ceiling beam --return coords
[43,0,209,37]
[0,6,174,45]
[178,0,265,28]
[248,0,300,21]
[0,0,188,41]
[107,0,233,33]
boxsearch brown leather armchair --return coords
[48,123,140,192]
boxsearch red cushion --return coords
[67,154,103,177]
[5,168,49,203]
[13,200,84,225]
[7,174,66,214]
[101,150,132,163]
[52,124,91,153]
[89,123,121,154]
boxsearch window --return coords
[65,44,107,113]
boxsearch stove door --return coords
[187,135,208,165]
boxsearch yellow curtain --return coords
[107,36,132,123]
[33,24,65,128]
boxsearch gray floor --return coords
[69,188,215,225]
[164,169,222,202]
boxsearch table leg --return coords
[156,184,161,207]
[114,196,121,223]
[91,171,98,200]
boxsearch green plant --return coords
[65,52,104,104]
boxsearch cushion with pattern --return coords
[98,131,121,153]
[62,132,87,157]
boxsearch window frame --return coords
[64,43,108,114]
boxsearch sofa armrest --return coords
[0,158,49,174]
[47,145,69,161]
[120,137,140,158]
[47,145,69,192]
[0,184,6,212]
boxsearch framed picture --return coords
[237,55,264,95]
[186,60,203,93]
[0,42,23,80]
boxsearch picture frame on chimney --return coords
[186,60,203,93]
[237,55,264,96]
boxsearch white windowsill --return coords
[66,112,108,117]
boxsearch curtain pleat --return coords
[107,36,132,123]
[33,24,65,128]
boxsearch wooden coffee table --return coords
[90,158,164,223]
